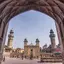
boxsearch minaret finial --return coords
[24,38,28,46]
[36,38,40,46]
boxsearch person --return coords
[25,56,26,59]
[21,53,24,60]
[3,56,5,62]
[22,55,24,60]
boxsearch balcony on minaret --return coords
[49,29,55,39]
[8,29,14,38]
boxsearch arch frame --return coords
[0,0,64,64]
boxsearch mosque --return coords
[3,29,61,58]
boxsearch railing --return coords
[40,57,62,62]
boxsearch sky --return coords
[5,10,59,49]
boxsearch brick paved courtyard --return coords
[2,57,62,64]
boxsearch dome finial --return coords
[24,38,28,42]
[10,29,14,34]
[50,29,54,33]
[36,38,40,42]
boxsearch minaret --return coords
[24,38,28,46]
[7,29,14,48]
[49,29,56,52]
[36,38,40,46]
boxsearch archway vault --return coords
[0,0,64,42]
[0,0,64,24]
[0,0,64,64]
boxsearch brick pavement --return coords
[2,57,62,64]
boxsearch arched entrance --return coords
[0,0,64,64]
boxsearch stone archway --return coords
[0,0,64,64]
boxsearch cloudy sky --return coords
[5,10,59,48]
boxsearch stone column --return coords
[55,22,64,64]
[62,39,64,64]
[59,22,64,64]
[55,22,63,51]
[0,21,4,64]
[0,38,3,64]
[0,21,8,64]
[62,21,64,64]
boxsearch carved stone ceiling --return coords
[0,0,64,25]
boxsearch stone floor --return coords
[2,57,62,64]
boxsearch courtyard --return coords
[2,57,62,64]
